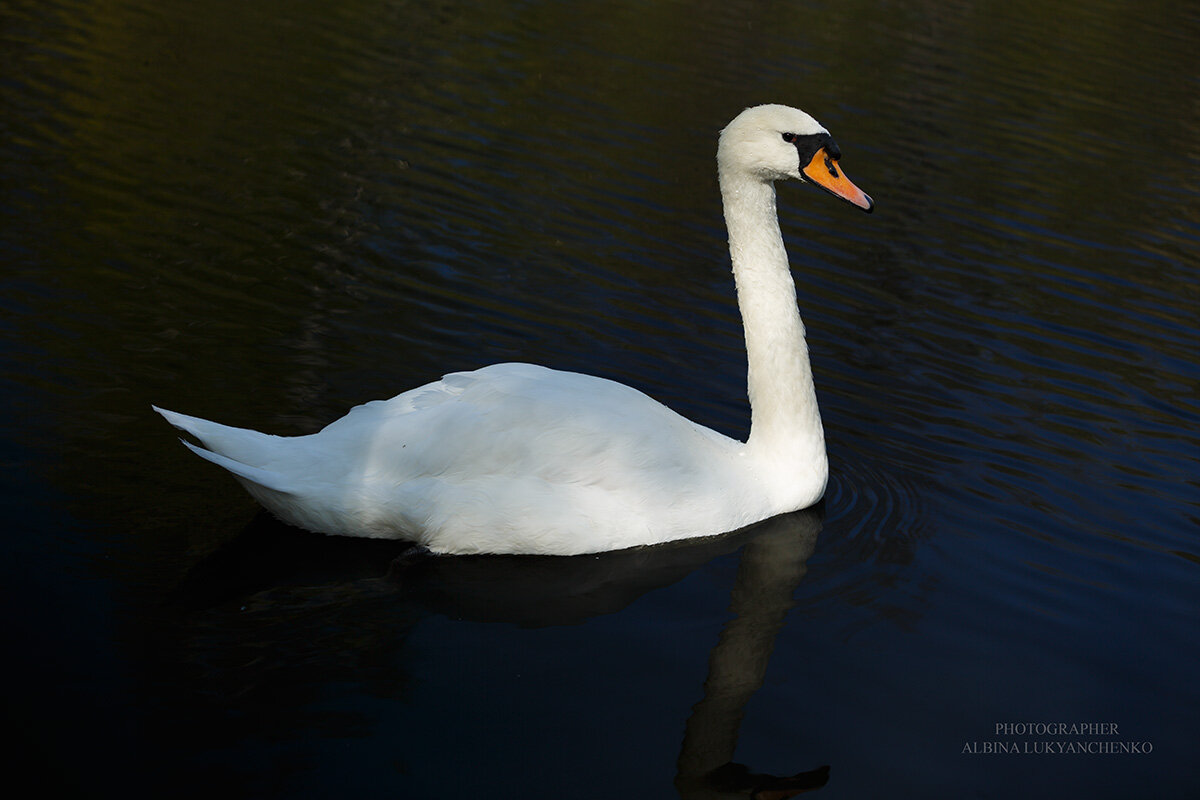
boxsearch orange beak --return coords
[801,147,874,212]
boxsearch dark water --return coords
[3,0,1198,797]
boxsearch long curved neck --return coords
[720,170,826,475]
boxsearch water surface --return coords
[2,0,1198,797]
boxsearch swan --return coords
[155,104,873,556]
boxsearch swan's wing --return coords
[313,362,739,488]
[301,363,749,550]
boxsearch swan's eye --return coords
[781,132,796,143]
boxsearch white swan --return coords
[155,104,873,556]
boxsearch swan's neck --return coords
[721,170,826,486]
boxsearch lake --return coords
[2,0,1197,797]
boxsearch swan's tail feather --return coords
[153,406,261,455]
[177,438,297,495]
[153,406,297,496]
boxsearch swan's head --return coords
[718,104,873,212]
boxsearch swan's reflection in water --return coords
[170,510,828,795]
[674,512,828,799]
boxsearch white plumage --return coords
[156,104,873,555]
